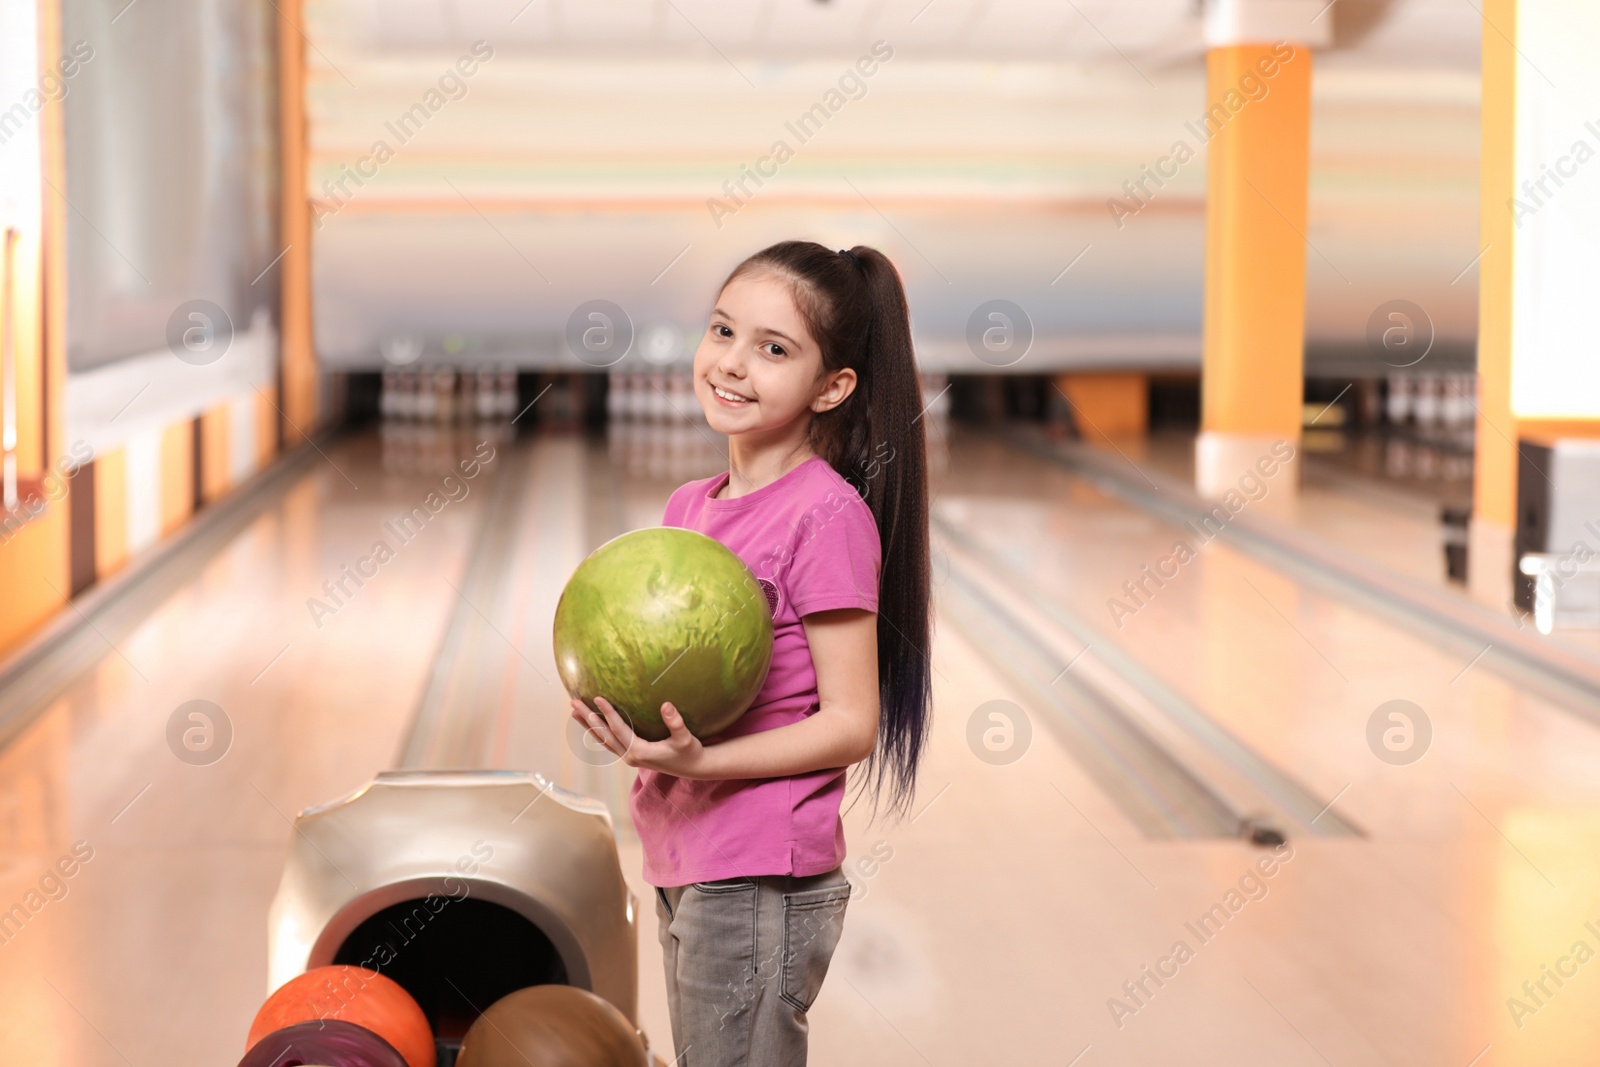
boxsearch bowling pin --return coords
[470,369,486,421]
[482,367,498,421]
[623,371,640,423]
[1414,375,1441,427]
[414,370,435,422]
[1444,373,1473,429]
[1386,375,1412,425]
[398,371,412,422]
[440,369,459,425]
[499,366,514,420]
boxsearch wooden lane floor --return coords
[872,430,1600,1065]
[376,430,1600,1064]
[4,426,1600,1064]
[0,428,504,1066]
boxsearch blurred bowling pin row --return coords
[381,368,520,423]
[1385,374,1475,429]
[607,372,725,481]
[604,371,950,483]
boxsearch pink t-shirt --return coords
[630,455,881,887]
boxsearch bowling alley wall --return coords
[302,5,1485,515]
[0,0,1528,660]
[0,0,286,657]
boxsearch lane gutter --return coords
[1001,427,1600,718]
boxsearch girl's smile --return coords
[710,383,754,406]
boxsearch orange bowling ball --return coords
[247,966,436,1067]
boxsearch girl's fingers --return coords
[593,699,640,755]
[570,700,622,756]
[591,725,621,756]
[660,702,693,741]
[584,711,624,754]
[595,698,624,731]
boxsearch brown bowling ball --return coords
[456,985,648,1067]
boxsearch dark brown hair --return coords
[723,241,933,818]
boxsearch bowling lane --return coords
[881,429,1600,1065]
[9,421,1600,1066]
[1129,428,1473,594]
[1113,426,1600,668]
[0,422,1158,1066]
[407,428,1600,1063]
[936,431,1600,828]
[0,428,508,1067]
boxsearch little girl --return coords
[571,241,933,1066]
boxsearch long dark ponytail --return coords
[723,241,932,819]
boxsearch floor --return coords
[3,424,1600,1066]
[1114,428,1600,659]
[1129,429,1471,592]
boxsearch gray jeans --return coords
[654,866,852,1067]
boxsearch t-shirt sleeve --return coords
[785,489,881,617]
[661,480,697,527]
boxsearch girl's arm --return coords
[572,607,879,779]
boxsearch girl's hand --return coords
[569,696,710,777]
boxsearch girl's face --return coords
[692,270,857,441]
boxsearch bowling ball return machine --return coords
[267,771,660,1066]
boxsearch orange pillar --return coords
[1195,2,1326,499]
[1468,0,1517,601]
[278,0,316,444]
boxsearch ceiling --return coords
[320,0,1479,68]
[301,0,1483,371]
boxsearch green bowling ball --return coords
[554,527,774,742]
